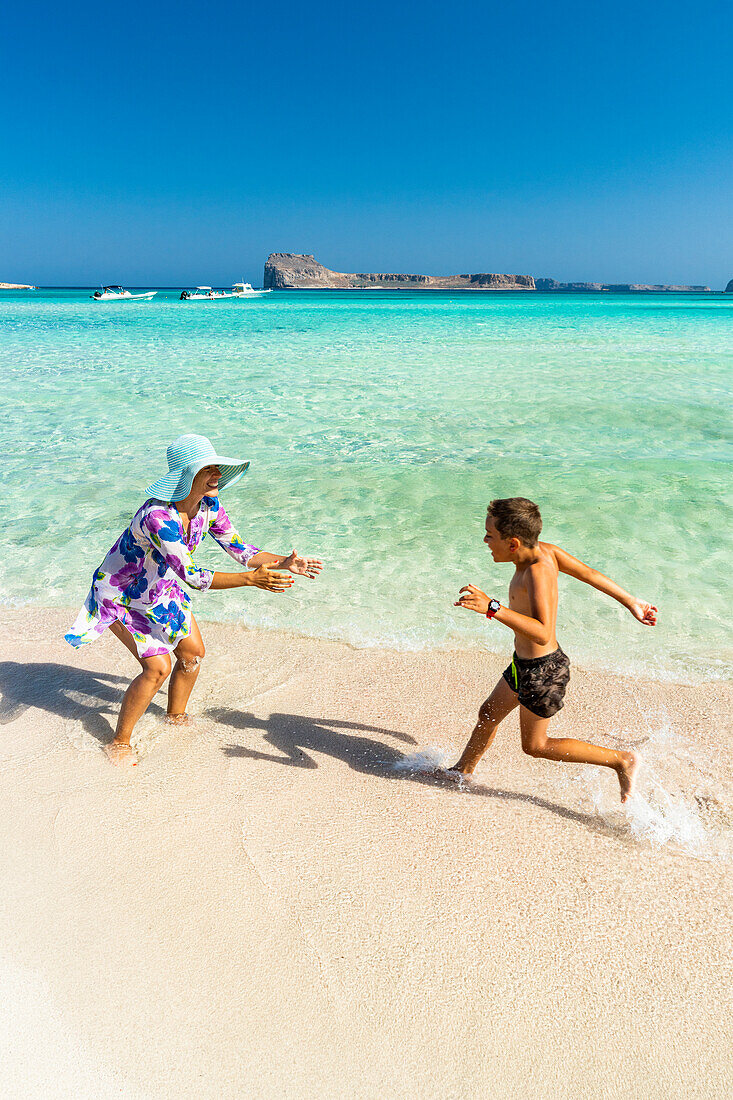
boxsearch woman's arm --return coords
[208,503,322,578]
[210,564,293,592]
[207,501,260,567]
[142,506,292,594]
[247,551,285,567]
[143,508,216,591]
[248,549,323,577]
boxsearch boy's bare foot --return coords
[617,752,638,803]
[104,741,138,766]
[432,766,471,784]
[164,713,190,725]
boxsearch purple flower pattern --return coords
[65,497,259,659]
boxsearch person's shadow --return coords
[209,706,618,835]
[0,661,163,744]
[210,706,416,773]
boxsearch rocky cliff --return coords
[726,279,733,292]
[0,282,34,289]
[264,254,535,290]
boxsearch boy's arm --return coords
[547,543,657,625]
[456,564,556,646]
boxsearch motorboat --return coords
[91,286,157,301]
[179,283,272,300]
[232,282,271,298]
[179,286,234,300]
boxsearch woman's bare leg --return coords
[107,620,172,764]
[519,706,638,803]
[167,615,205,721]
[449,676,520,775]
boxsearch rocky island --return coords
[264,254,713,292]
[535,278,711,292]
[0,282,35,290]
[264,254,535,290]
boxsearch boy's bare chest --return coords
[507,573,531,612]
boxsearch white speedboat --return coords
[232,282,271,298]
[179,283,271,300]
[179,286,235,300]
[91,286,157,301]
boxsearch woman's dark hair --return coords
[487,498,542,547]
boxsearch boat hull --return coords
[181,290,271,300]
[92,291,157,301]
[182,293,238,300]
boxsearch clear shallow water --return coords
[2,287,732,682]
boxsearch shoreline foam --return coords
[2,599,730,686]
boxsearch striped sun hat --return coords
[145,435,250,502]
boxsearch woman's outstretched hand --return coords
[278,549,323,578]
[248,563,294,592]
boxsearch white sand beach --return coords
[1,608,731,1099]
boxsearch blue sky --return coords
[1,1,730,286]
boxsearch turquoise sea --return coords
[2,287,731,682]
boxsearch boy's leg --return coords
[108,620,172,765]
[519,706,638,802]
[449,676,519,775]
[167,615,205,722]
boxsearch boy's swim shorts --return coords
[502,647,570,718]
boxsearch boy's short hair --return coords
[488,498,542,547]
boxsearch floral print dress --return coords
[65,496,259,658]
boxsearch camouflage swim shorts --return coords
[502,647,570,718]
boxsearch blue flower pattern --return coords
[118,525,144,564]
[149,600,187,634]
[122,572,149,601]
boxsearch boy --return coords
[447,498,657,802]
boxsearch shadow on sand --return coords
[0,667,622,838]
[209,706,617,836]
[0,661,163,744]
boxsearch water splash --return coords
[394,724,733,862]
[393,746,475,791]
[569,718,733,861]
[393,746,453,773]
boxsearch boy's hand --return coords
[627,598,658,626]
[455,584,491,615]
[279,549,323,578]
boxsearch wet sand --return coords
[0,608,731,1098]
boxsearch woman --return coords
[66,434,322,765]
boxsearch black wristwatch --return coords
[486,599,501,619]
